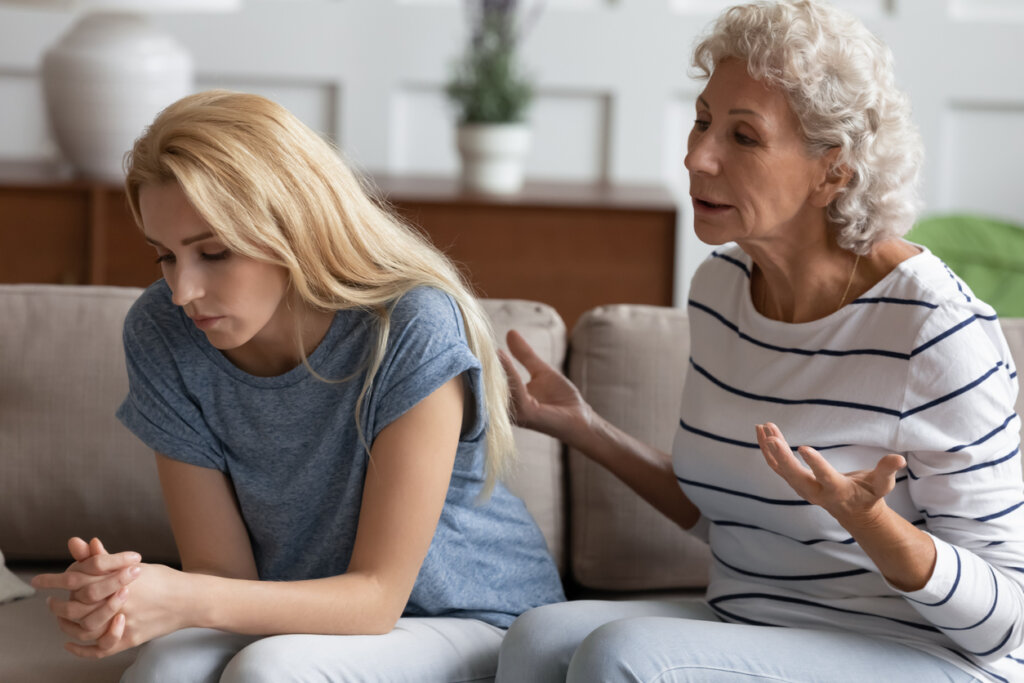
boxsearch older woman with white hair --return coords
[495,1,1024,681]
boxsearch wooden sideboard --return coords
[0,163,677,331]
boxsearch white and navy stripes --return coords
[673,244,1024,683]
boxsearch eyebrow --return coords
[144,231,216,248]
[697,97,765,120]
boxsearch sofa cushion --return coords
[0,550,33,604]
[481,299,568,573]
[1,566,137,683]
[567,305,711,591]
[0,284,178,563]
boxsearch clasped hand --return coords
[756,422,906,527]
[32,536,184,659]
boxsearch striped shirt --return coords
[674,243,1024,682]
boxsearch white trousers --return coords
[495,599,981,683]
[120,617,505,683]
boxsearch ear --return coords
[809,147,852,208]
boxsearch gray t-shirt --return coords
[116,281,564,627]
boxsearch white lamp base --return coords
[41,12,192,183]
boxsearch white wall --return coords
[1,0,1022,303]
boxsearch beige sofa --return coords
[1,284,1022,683]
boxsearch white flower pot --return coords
[41,12,193,183]
[456,123,531,195]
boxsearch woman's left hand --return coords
[756,422,906,527]
[36,562,193,659]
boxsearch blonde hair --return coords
[692,0,923,254]
[125,90,515,495]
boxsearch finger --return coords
[755,425,779,469]
[80,587,129,634]
[72,550,142,576]
[796,446,840,484]
[65,635,120,660]
[765,438,819,496]
[762,422,789,445]
[89,538,108,557]
[58,615,99,643]
[34,564,140,597]
[505,330,550,375]
[95,612,127,653]
[68,537,92,563]
[49,587,129,631]
[871,454,907,493]
[75,566,141,604]
[497,349,526,392]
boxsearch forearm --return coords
[187,570,403,636]
[838,502,936,592]
[573,413,700,530]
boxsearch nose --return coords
[684,129,720,176]
[168,262,204,308]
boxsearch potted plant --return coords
[446,0,542,195]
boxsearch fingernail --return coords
[129,566,142,577]
[127,553,141,563]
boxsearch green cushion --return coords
[906,214,1024,317]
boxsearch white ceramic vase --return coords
[456,123,531,195]
[41,12,192,183]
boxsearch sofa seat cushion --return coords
[1,565,137,683]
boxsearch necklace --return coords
[836,252,861,310]
[756,251,861,319]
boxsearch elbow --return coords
[354,574,407,635]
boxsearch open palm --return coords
[756,422,906,525]
[499,330,593,442]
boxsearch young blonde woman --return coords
[32,90,564,682]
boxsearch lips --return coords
[189,314,224,330]
[692,194,732,209]
[691,195,734,215]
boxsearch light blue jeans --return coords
[120,617,505,683]
[495,599,981,682]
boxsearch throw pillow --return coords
[0,549,34,604]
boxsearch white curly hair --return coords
[692,0,923,254]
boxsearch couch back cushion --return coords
[567,305,1024,592]
[480,299,568,573]
[0,285,177,562]
[0,286,568,573]
[567,304,711,590]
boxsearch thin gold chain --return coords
[836,253,861,311]
[757,252,861,318]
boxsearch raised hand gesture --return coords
[498,329,593,444]
[756,422,905,527]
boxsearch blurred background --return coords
[0,0,1021,314]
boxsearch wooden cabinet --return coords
[0,164,677,331]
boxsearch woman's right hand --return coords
[32,537,141,648]
[498,329,594,444]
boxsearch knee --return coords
[496,603,581,683]
[219,637,303,683]
[121,629,236,683]
[566,620,643,683]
